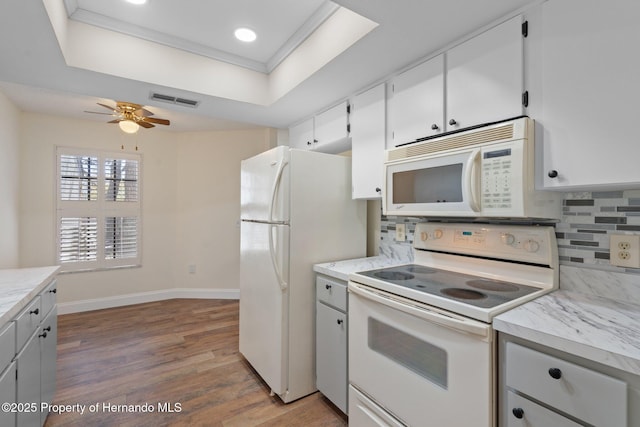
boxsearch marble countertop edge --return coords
[0,266,61,325]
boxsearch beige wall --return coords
[17,111,271,305]
[0,92,20,268]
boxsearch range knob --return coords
[501,233,515,245]
[523,239,540,253]
[420,232,429,241]
[433,229,443,239]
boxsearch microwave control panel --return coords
[481,147,513,209]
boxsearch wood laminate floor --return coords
[44,299,348,427]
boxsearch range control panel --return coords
[414,222,557,266]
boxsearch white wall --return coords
[17,111,271,308]
[174,129,274,292]
[0,92,20,268]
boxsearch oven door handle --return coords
[349,283,490,339]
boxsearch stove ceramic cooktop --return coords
[357,263,540,309]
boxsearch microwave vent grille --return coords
[388,123,515,161]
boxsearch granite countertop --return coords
[494,290,640,376]
[314,245,413,282]
[0,266,60,325]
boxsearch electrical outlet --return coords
[610,234,640,268]
[396,223,406,242]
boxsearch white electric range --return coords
[348,222,558,427]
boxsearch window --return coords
[56,148,141,271]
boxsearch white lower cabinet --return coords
[349,385,405,427]
[315,275,348,414]
[505,390,580,427]
[16,329,41,427]
[0,362,16,427]
[500,335,629,427]
[2,278,58,427]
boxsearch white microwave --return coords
[383,117,562,219]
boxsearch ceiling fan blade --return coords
[137,121,155,129]
[107,119,122,124]
[143,117,170,126]
[97,102,118,112]
[84,111,116,116]
[135,107,154,117]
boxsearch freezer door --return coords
[240,146,289,222]
[239,221,290,395]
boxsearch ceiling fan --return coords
[84,101,170,133]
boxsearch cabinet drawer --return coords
[316,276,347,311]
[506,390,580,427]
[506,342,627,427]
[15,297,41,352]
[40,279,58,317]
[0,322,16,369]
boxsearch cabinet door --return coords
[505,391,581,427]
[0,362,16,427]
[40,307,57,426]
[447,15,523,131]
[314,102,349,148]
[16,330,40,427]
[316,302,347,414]
[540,0,640,189]
[389,54,444,147]
[351,84,386,199]
[288,118,314,150]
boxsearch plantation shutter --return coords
[56,148,142,271]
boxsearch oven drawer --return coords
[349,385,406,427]
[316,276,347,311]
[505,342,627,427]
[505,390,580,427]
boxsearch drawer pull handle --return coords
[43,326,51,332]
[49,289,57,294]
[548,368,562,379]
[39,331,47,339]
[337,319,343,325]
[512,408,524,419]
[325,284,332,290]
[30,308,40,315]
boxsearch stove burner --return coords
[466,279,520,292]
[374,271,415,281]
[440,288,487,300]
[406,266,437,274]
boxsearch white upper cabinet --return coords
[387,16,524,148]
[289,118,314,150]
[351,84,386,199]
[446,15,524,131]
[389,55,444,147]
[314,102,350,149]
[539,0,640,189]
[288,102,350,153]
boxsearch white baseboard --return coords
[57,288,240,314]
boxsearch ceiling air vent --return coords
[150,92,200,108]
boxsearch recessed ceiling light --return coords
[234,27,257,43]
[125,0,147,5]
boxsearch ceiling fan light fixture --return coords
[119,120,140,134]
[234,27,257,43]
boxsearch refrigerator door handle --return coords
[269,159,288,224]
[269,224,288,291]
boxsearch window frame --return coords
[55,147,143,272]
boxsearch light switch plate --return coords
[610,234,640,268]
[396,223,406,242]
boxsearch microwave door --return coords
[384,150,480,216]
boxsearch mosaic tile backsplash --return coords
[380,190,640,275]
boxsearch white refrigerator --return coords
[239,146,366,403]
